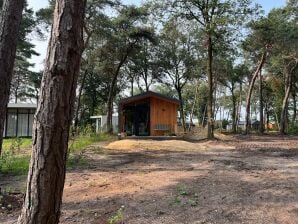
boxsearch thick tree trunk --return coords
[0,0,25,154]
[245,52,266,134]
[259,70,264,134]
[18,1,85,223]
[207,35,214,139]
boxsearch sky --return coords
[27,0,287,72]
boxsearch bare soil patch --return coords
[1,135,298,224]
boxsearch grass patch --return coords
[169,184,198,207]
[0,154,31,176]
[2,138,32,152]
[68,134,111,153]
[1,134,111,175]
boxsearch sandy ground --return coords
[1,135,298,224]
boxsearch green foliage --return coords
[288,126,298,135]
[170,184,198,207]
[222,119,229,130]
[2,138,32,152]
[0,154,30,176]
[176,184,190,196]
[108,207,125,224]
[68,134,111,153]
[1,138,32,175]
[0,134,109,175]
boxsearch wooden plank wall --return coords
[150,97,178,136]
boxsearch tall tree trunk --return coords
[280,73,292,135]
[18,1,85,223]
[107,55,128,134]
[201,104,207,127]
[0,0,25,154]
[280,61,297,134]
[245,52,266,134]
[292,91,297,124]
[231,89,237,134]
[259,70,264,134]
[265,104,269,132]
[189,84,199,131]
[106,74,118,134]
[74,70,87,133]
[177,88,186,132]
[236,82,243,132]
[207,35,214,139]
[130,76,134,96]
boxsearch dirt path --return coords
[1,135,298,223]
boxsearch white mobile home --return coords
[3,103,37,137]
[90,115,118,133]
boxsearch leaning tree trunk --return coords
[245,52,266,134]
[107,56,128,134]
[259,70,264,134]
[0,0,25,155]
[18,1,85,223]
[280,61,298,135]
[206,34,214,139]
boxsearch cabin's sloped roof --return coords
[119,91,180,105]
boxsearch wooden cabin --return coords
[119,91,179,136]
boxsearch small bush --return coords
[0,153,30,175]
[108,206,124,224]
[288,125,298,134]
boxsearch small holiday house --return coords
[119,91,179,136]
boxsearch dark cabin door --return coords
[133,102,150,136]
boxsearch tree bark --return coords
[207,35,214,139]
[280,73,292,135]
[106,55,129,134]
[177,88,186,132]
[245,52,266,134]
[0,0,25,154]
[259,70,264,134]
[280,61,298,135]
[292,91,297,124]
[189,84,199,131]
[236,82,243,132]
[106,73,119,134]
[231,87,237,134]
[74,70,87,133]
[18,1,85,223]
